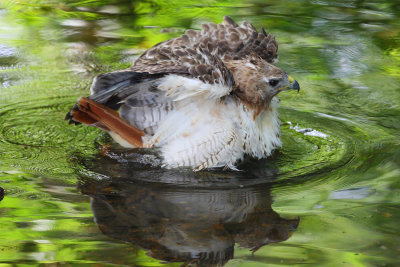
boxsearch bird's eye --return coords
[268,79,279,87]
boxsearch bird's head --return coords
[226,56,299,116]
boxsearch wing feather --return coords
[131,46,234,88]
[136,16,278,64]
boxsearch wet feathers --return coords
[66,16,297,170]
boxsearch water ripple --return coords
[72,106,366,191]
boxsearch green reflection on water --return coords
[0,0,399,266]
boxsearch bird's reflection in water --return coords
[78,149,299,266]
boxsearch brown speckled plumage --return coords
[134,16,278,66]
[130,16,278,88]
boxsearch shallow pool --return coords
[0,0,399,266]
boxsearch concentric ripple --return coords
[0,99,101,178]
[0,73,376,191]
[75,106,367,189]
[276,108,362,179]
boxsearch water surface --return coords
[0,0,399,266]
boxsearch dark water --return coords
[0,0,399,266]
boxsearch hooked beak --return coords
[288,76,300,92]
[277,76,300,93]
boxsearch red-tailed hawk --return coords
[66,16,300,171]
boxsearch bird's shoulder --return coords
[135,16,278,66]
[130,16,278,88]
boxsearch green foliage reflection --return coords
[0,0,399,266]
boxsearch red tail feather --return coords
[69,97,144,148]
